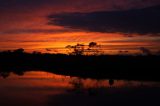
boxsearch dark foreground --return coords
[0,52,160,106]
[0,52,160,81]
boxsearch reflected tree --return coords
[70,78,84,89]
[13,71,24,76]
[0,72,10,79]
[109,79,114,86]
[156,50,160,55]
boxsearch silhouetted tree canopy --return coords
[66,42,102,55]
[13,48,24,53]
[66,44,85,55]
[89,42,97,48]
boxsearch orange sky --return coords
[1,31,160,54]
[0,0,160,55]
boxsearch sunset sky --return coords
[0,0,160,54]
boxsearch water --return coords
[0,71,160,106]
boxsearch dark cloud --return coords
[48,5,160,35]
[0,0,160,12]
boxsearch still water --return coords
[0,71,160,106]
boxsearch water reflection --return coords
[0,71,160,106]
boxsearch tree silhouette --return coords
[140,47,151,55]
[32,51,41,55]
[73,44,85,55]
[66,43,85,55]
[13,48,24,53]
[89,42,97,48]
[118,50,129,55]
[66,42,103,55]
[88,42,102,55]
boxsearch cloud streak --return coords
[1,29,76,35]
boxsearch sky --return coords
[0,0,160,54]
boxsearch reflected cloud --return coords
[0,71,160,106]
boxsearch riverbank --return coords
[0,52,160,81]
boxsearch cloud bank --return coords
[48,5,160,35]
